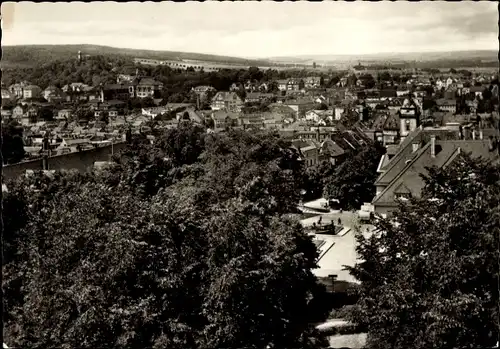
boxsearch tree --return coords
[155,121,206,167]
[317,103,328,111]
[347,153,500,349]
[97,110,109,124]
[3,127,328,349]
[422,97,437,111]
[324,143,385,210]
[303,160,336,201]
[2,121,25,164]
[359,74,376,89]
[379,72,392,82]
[327,76,340,88]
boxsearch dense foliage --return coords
[2,121,26,165]
[3,125,330,349]
[347,153,500,349]
[2,55,328,105]
[323,142,385,210]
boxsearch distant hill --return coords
[267,50,499,69]
[268,50,498,63]
[1,44,274,68]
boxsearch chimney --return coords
[479,129,483,140]
[430,135,436,158]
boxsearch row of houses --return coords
[368,115,500,217]
[4,76,164,105]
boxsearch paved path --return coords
[301,211,376,283]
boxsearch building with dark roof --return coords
[372,126,500,216]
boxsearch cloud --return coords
[3,1,498,57]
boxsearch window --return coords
[405,120,411,132]
[395,193,411,201]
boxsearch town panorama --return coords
[1,1,500,349]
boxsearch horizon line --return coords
[2,43,498,61]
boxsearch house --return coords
[99,84,130,102]
[314,95,329,105]
[436,99,457,114]
[293,139,321,168]
[24,146,43,157]
[1,88,15,102]
[277,80,289,92]
[245,92,275,104]
[58,138,92,152]
[8,81,30,98]
[305,109,334,123]
[57,109,72,121]
[211,91,244,112]
[334,106,346,121]
[108,109,119,118]
[370,111,400,145]
[469,86,484,99]
[43,86,67,103]
[192,85,216,94]
[240,113,265,129]
[372,127,500,216]
[62,83,97,102]
[211,110,240,129]
[244,80,259,92]
[23,85,42,99]
[12,105,27,122]
[304,76,322,89]
[192,85,216,102]
[284,98,316,118]
[305,110,323,123]
[1,106,13,120]
[94,100,126,118]
[435,79,445,90]
[287,79,303,91]
[387,98,403,111]
[117,74,135,83]
[62,82,92,93]
[175,107,204,124]
[399,98,421,140]
[319,138,347,165]
[268,103,297,120]
[134,77,163,98]
[445,77,455,88]
[258,82,269,92]
[396,87,410,97]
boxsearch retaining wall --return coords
[2,142,128,180]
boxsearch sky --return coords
[1,1,498,59]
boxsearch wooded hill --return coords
[1,44,274,69]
